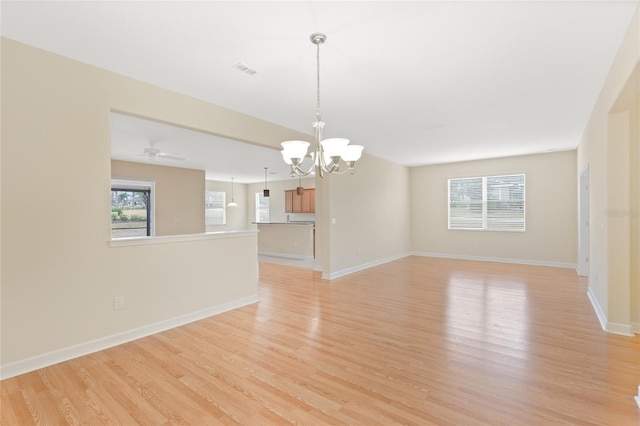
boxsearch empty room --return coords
[1,1,639,424]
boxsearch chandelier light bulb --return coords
[341,144,364,162]
[281,140,310,164]
[320,138,349,158]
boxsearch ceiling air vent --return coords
[232,62,258,76]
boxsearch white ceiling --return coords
[2,1,638,183]
[109,112,298,183]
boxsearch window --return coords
[111,180,154,238]
[255,192,270,223]
[448,173,525,231]
[205,191,226,225]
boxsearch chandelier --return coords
[281,33,364,177]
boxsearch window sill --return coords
[109,230,258,247]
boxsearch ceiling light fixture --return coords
[263,167,270,197]
[296,176,304,196]
[227,177,238,207]
[281,33,364,177]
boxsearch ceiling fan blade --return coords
[156,153,185,161]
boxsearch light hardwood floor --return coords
[2,257,639,425]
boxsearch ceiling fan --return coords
[139,141,185,161]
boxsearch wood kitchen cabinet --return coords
[285,188,315,213]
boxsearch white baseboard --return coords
[321,252,575,281]
[587,287,608,332]
[258,251,314,261]
[0,294,259,380]
[632,322,640,334]
[606,322,634,337]
[586,288,635,336]
[411,251,577,269]
[322,253,411,280]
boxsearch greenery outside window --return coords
[111,180,154,238]
[448,173,525,231]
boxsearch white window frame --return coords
[448,173,525,232]
[205,190,226,226]
[111,179,155,239]
[255,192,270,223]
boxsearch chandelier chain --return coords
[316,41,321,113]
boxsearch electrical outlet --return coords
[114,296,125,310]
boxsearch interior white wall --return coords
[410,151,578,267]
[577,5,639,335]
[607,111,632,330]
[0,37,308,373]
[628,92,640,330]
[322,153,412,278]
[610,64,640,332]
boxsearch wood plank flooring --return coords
[2,256,639,425]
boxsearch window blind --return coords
[205,190,226,225]
[448,174,525,231]
[255,193,270,223]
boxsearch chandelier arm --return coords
[323,156,358,175]
[318,160,339,174]
[291,162,315,176]
[326,164,356,175]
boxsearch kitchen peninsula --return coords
[255,221,315,260]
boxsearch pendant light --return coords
[227,177,238,207]
[296,176,304,196]
[263,167,270,197]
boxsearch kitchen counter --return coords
[254,222,315,259]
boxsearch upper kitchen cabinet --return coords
[285,189,315,213]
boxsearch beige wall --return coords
[577,5,639,335]
[205,179,249,232]
[0,37,307,373]
[321,153,412,278]
[610,65,639,331]
[112,160,205,236]
[628,86,640,328]
[411,151,577,266]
